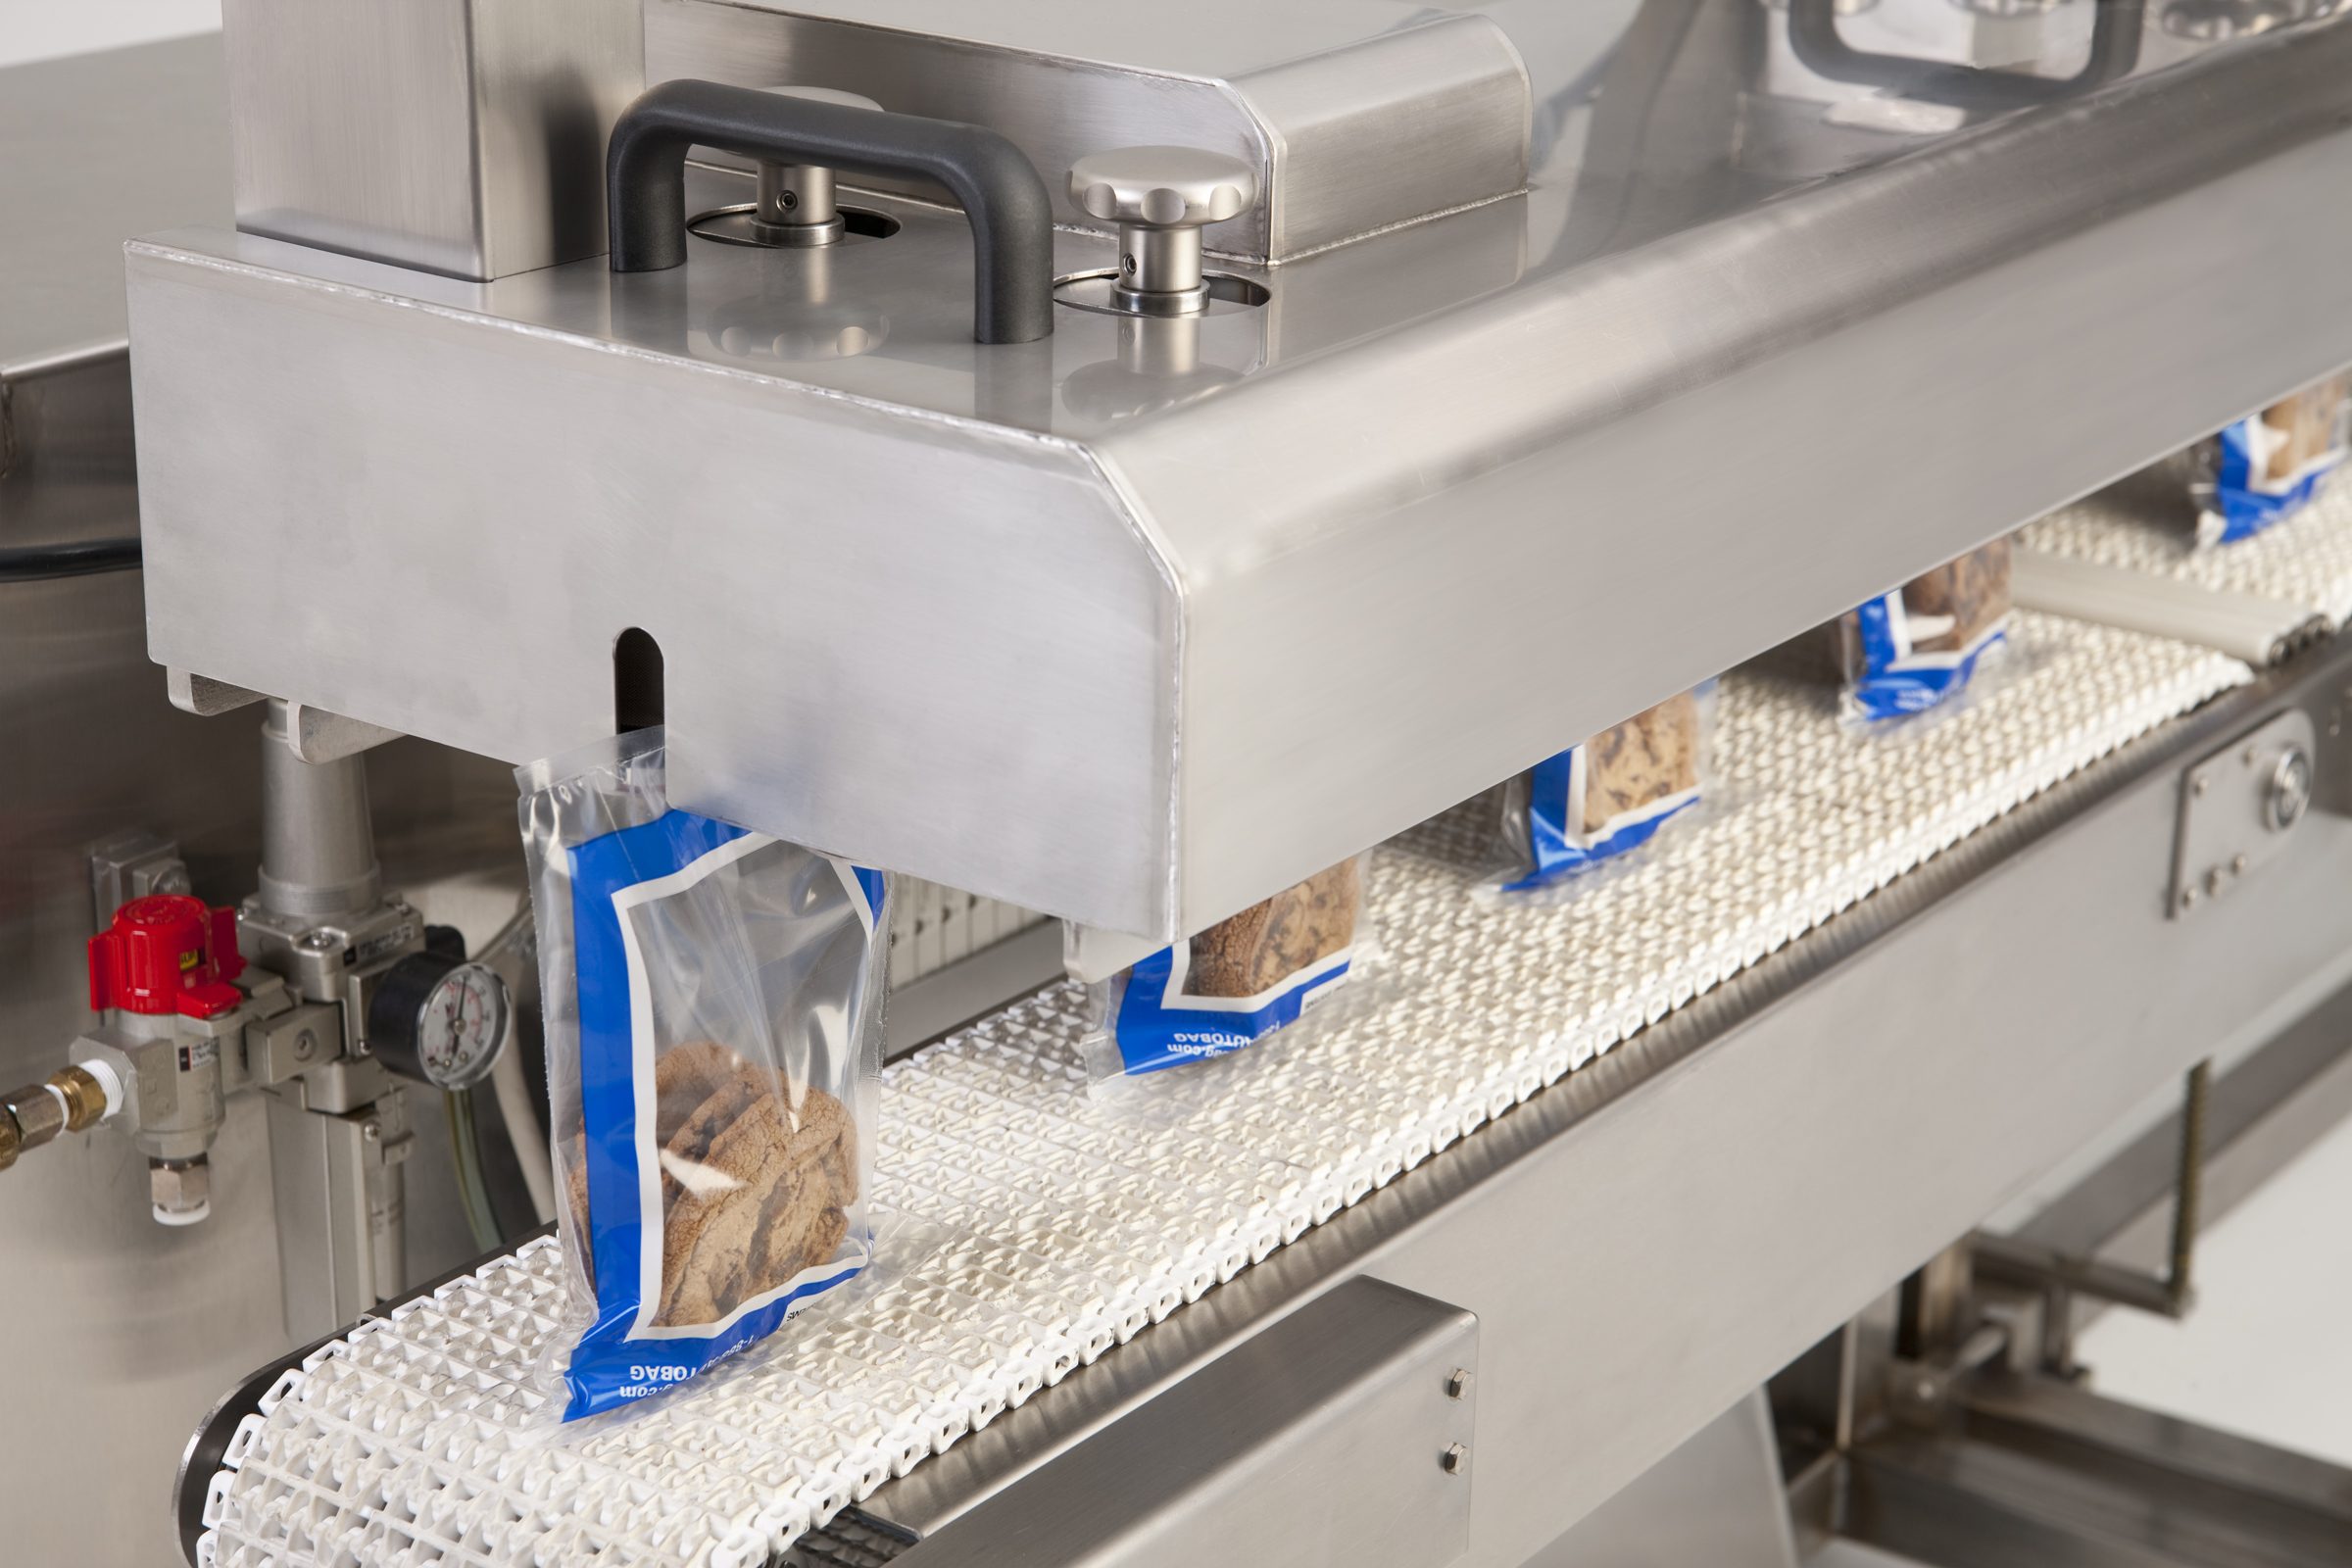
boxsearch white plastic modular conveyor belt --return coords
[196,613,2250,1568]
[2020,466,2352,659]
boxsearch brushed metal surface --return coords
[864,642,2352,1565]
[1524,1392,1797,1568]
[645,0,1532,262]
[0,34,229,373]
[221,0,643,280]
[894,1278,1476,1568]
[130,11,2352,940]
[0,42,528,1567]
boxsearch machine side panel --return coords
[1132,121,2352,933]
[125,244,1179,936]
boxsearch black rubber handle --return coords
[608,78,1054,345]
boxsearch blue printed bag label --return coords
[2198,397,2348,546]
[557,808,883,1421]
[1105,860,1365,1077]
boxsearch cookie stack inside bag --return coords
[563,1043,857,1327]
[198,615,2249,1568]
[1583,691,1704,826]
[1184,858,1362,999]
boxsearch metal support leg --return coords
[1974,1059,2213,1372]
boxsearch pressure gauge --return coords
[368,952,511,1091]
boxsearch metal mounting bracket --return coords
[2170,708,2315,919]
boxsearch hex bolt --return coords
[1441,1443,1469,1476]
[1446,1368,1472,1400]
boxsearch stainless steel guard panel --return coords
[646,0,1533,261]
[893,1278,1478,1568]
[128,11,2352,939]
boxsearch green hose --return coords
[445,1089,503,1252]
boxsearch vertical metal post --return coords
[257,700,381,919]
[2169,1058,2211,1305]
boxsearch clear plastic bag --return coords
[1497,684,1715,892]
[1834,536,2011,723]
[1079,857,1372,1087]
[517,729,887,1422]
[2190,375,2350,546]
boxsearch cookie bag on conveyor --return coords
[1834,535,2012,723]
[2190,374,2351,546]
[1496,683,1715,892]
[517,729,888,1422]
[1074,857,1374,1090]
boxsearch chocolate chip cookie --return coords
[562,1043,858,1325]
[1184,859,1360,999]
[1901,536,2011,655]
[1582,692,1700,829]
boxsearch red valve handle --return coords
[87,894,245,1019]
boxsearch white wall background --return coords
[0,0,219,70]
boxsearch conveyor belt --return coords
[195,614,2248,1568]
[2019,466,2352,661]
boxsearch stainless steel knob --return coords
[1068,146,1258,316]
[754,85,883,246]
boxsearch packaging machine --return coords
[7,2,2352,1565]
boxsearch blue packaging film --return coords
[1500,688,1710,892]
[2193,379,2350,547]
[1837,537,2012,723]
[1083,858,1369,1084]
[517,730,887,1422]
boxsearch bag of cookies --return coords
[1836,537,2011,722]
[517,729,887,1422]
[1079,857,1371,1085]
[1498,685,1713,891]
[2191,375,2350,546]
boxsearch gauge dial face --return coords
[415,962,509,1090]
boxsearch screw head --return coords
[2180,886,2200,910]
[2231,853,2248,875]
[2207,866,2227,897]
[298,930,337,953]
[1441,1443,1469,1476]
[1446,1368,1472,1400]
[292,1030,318,1061]
[2268,747,2313,833]
[2192,774,2209,798]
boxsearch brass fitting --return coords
[0,1064,119,1173]
[0,1080,63,1152]
[49,1064,110,1132]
